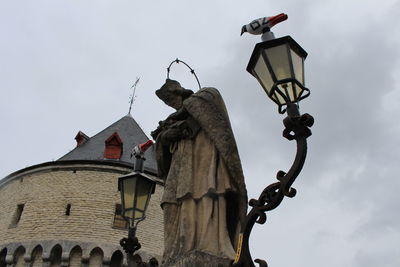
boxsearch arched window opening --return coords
[0,248,7,267]
[31,245,43,267]
[110,250,123,267]
[89,247,104,267]
[69,246,82,267]
[49,245,62,267]
[131,254,143,266]
[13,246,25,267]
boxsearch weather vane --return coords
[128,77,140,115]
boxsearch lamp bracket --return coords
[120,227,159,266]
[120,236,141,255]
[232,106,314,267]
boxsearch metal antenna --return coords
[128,77,140,115]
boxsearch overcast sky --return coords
[1,0,400,266]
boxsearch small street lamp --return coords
[118,140,159,266]
[234,14,314,267]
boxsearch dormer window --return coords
[104,132,123,159]
[75,131,89,147]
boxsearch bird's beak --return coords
[240,25,247,36]
[269,13,288,27]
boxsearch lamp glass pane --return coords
[122,177,136,216]
[294,83,304,100]
[290,49,305,85]
[125,210,134,220]
[282,83,294,103]
[265,44,291,81]
[133,210,143,221]
[134,179,154,220]
[277,82,306,104]
[254,54,274,94]
[275,84,290,104]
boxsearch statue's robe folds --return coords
[155,87,247,264]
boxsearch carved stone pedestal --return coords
[162,251,232,267]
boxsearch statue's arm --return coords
[151,108,188,140]
[152,108,200,144]
[159,127,184,145]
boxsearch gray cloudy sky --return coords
[1,0,400,266]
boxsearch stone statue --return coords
[151,79,247,266]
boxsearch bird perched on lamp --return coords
[241,13,288,38]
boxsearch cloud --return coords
[1,0,400,266]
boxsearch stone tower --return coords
[0,114,163,267]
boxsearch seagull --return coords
[241,13,288,36]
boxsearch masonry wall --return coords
[0,162,164,265]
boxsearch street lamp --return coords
[246,36,309,114]
[118,140,158,266]
[119,169,155,230]
[233,14,314,267]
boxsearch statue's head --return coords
[156,79,193,110]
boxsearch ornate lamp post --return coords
[118,140,159,266]
[233,14,314,267]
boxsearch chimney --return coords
[75,131,89,147]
